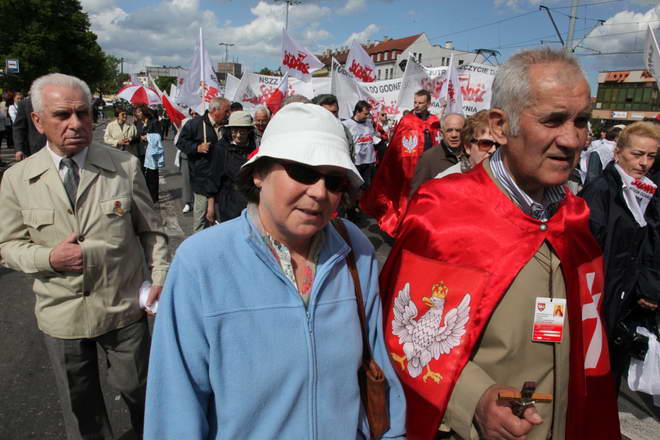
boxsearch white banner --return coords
[233,73,317,113]
[178,28,220,114]
[331,58,377,120]
[361,78,404,120]
[346,39,377,82]
[438,55,464,115]
[224,73,241,101]
[281,29,324,82]
[645,24,660,92]
[397,55,447,115]
[456,63,497,115]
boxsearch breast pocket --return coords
[21,209,55,243]
[99,196,132,244]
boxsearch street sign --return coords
[6,59,19,74]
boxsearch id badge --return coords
[532,297,566,343]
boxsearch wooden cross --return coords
[497,381,553,418]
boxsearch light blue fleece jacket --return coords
[144,211,406,439]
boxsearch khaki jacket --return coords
[443,161,570,440]
[0,145,170,339]
[104,119,138,155]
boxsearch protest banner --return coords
[331,58,378,120]
[178,28,220,114]
[346,39,377,82]
[281,29,324,82]
[645,24,660,92]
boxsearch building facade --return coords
[593,69,660,122]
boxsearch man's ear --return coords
[31,112,46,134]
[488,109,508,146]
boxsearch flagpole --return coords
[199,27,208,143]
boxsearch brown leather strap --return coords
[332,219,372,365]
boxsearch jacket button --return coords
[539,224,548,231]
[78,235,85,242]
[83,290,90,297]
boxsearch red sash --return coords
[360,112,440,237]
[380,165,620,440]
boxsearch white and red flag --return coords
[148,74,186,129]
[438,55,464,116]
[331,58,378,120]
[281,29,324,82]
[178,28,220,114]
[645,24,660,92]
[346,39,376,82]
[266,72,289,115]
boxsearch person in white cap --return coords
[144,103,406,439]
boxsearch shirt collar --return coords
[47,142,88,171]
[490,148,565,221]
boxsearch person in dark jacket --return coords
[207,111,256,223]
[175,97,230,232]
[579,121,660,384]
[12,96,47,161]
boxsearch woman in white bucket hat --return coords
[145,103,406,439]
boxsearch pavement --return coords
[0,122,658,439]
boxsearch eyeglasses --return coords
[277,160,350,193]
[471,138,500,151]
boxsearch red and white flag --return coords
[178,28,220,114]
[266,72,288,115]
[438,55,464,116]
[346,39,376,82]
[281,29,324,82]
[645,24,660,92]
[148,74,186,129]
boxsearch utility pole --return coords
[218,42,235,62]
[120,57,124,74]
[565,0,580,54]
[274,0,301,30]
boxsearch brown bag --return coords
[332,219,390,439]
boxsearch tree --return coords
[92,55,130,98]
[258,67,275,76]
[0,0,108,93]
[154,76,177,93]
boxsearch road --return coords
[0,121,658,439]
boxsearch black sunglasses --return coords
[276,160,350,193]
[471,138,500,151]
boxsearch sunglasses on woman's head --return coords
[471,139,500,151]
[276,160,350,193]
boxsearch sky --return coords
[80,0,660,90]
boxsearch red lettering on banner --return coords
[199,81,219,103]
[283,51,311,74]
[348,60,376,82]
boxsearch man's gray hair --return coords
[254,106,271,118]
[491,48,588,136]
[282,94,311,106]
[30,73,92,113]
[208,97,230,111]
[441,112,466,130]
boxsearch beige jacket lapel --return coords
[24,147,71,210]
[77,145,117,203]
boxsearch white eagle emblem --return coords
[402,134,418,154]
[391,282,471,383]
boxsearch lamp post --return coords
[274,0,301,30]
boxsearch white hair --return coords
[491,48,588,136]
[254,106,271,118]
[208,97,230,111]
[30,73,92,113]
[441,112,465,130]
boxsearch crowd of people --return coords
[0,46,659,440]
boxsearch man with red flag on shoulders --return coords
[360,89,440,237]
[380,48,620,440]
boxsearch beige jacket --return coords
[0,145,170,339]
[443,161,570,440]
[104,119,137,155]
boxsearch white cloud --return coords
[343,24,379,45]
[580,6,660,70]
[337,0,367,15]
[81,0,335,75]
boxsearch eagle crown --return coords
[432,282,448,299]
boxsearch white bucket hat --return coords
[225,111,254,128]
[242,103,363,188]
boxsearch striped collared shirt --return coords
[490,149,565,221]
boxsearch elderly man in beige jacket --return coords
[0,73,170,440]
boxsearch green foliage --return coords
[0,0,108,92]
[93,55,131,97]
[155,76,177,93]
[258,67,275,76]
